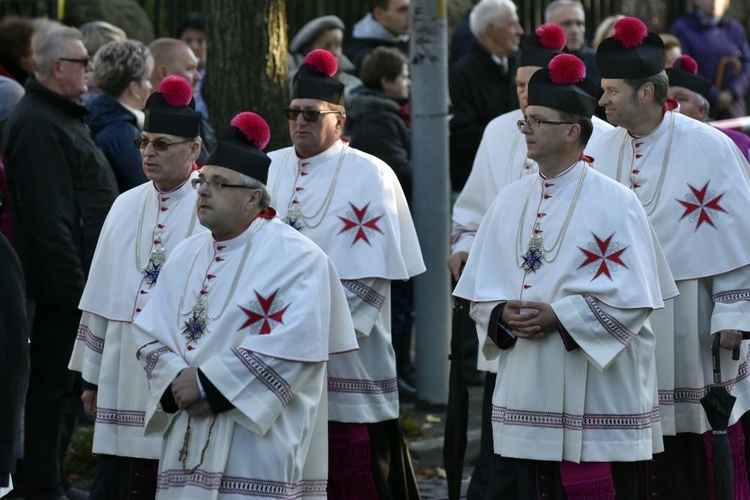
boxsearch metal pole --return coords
[411,0,450,407]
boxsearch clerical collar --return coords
[211,211,271,251]
[153,172,195,197]
[628,110,673,146]
[293,138,345,169]
[539,159,579,180]
[627,99,678,140]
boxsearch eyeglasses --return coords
[58,57,91,67]
[516,117,575,131]
[133,137,193,151]
[191,178,253,192]
[284,108,340,122]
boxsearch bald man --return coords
[148,38,215,161]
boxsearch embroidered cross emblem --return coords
[239,290,290,335]
[676,181,727,230]
[578,233,629,281]
[338,202,384,246]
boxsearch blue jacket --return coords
[86,93,147,192]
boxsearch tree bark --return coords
[204,0,291,151]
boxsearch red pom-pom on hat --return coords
[303,49,338,77]
[673,54,699,74]
[612,17,648,48]
[536,23,566,51]
[230,112,271,150]
[548,54,586,84]
[158,75,193,107]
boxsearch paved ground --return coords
[417,466,473,499]
[405,382,486,500]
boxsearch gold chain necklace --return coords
[514,163,588,273]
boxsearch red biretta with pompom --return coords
[291,49,345,105]
[596,16,665,79]
[527,54,598,117]
[519,23,567,68]
[205,112,272,184]
[666,54,712,99]
[143,75,202,137]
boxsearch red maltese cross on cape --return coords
[338,202,384,245]
[676,181,727,230]
[239,290,290,335]
[578,233,629,280]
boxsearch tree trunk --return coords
[204,0,291,152]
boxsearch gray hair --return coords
[544,0,584,22]
[33,26,83,78]
[240,174,272,210]
[697,93,711,121]
[470,0,516,39]
[94,40,151,97]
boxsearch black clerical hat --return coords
[143,76,202,137]
[528,54,598,117]
[666,55,712,99]
[291,49,345,105]
[519,23,567,68]
[205,112,271,184]
[596,17,665,79]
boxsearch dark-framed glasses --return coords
[191,178,252,192]
[133,137,193,151]
[58,56,91,67]
[284,108,339,122]
[516,117,575,131]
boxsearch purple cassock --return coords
[718,126,750,161]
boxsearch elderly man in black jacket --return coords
[1,26,117,500]
[449,0,523,191]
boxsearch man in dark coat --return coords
[1,26,118,500]
[448,0,523,192]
